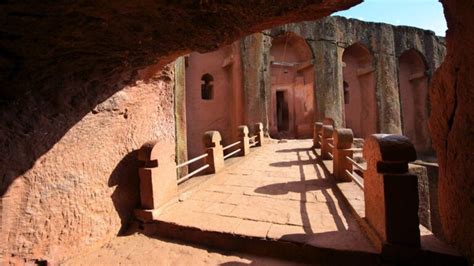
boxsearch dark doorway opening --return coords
[276,91,289,132]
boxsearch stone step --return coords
[138,219,381,265]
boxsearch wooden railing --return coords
[176,153,210,184]
[176,122,265,184]
[135,122,265,222]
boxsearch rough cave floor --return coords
[67,140,463,265]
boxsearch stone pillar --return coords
[313,40,344,127]
[174,56,188,178]
[238,125,250,156]
[373,25,402,134]
[363,134,419,251]
[241,33,272,130]
[320,125,334,160]
[313,122,323,148]
[203,131,224,174]
[333,128,354,182]
[135,141,178,221]
[254,122,264,147]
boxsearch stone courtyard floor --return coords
[155,139,375,254]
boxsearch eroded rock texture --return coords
[430,0,474,261]
[0,0,361,263]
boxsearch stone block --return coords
[363,134,420,250]
[203,131,224,173]
[136,141,178,217]
[238,125,250,156]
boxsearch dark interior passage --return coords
[276,90,290,132]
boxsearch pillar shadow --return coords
[275,147,312,153]
[108,150,141,235]
[307,149,358,232]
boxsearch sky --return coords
[333,0,447,36]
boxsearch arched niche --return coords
[398,49,431,154]
[269,32,315,139]
[342,43,377,138]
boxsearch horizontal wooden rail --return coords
[327,151,333,159]
[345,169,364,189]
[224,148,241,160]
[346,156,366,171]
[223,141,241,151]
[249,141,259,147]
[328,142,334,149]
[177,164,210,184]
[176,153,208,169]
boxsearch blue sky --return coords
[333,0,447,36]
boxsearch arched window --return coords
[201,73,214,100]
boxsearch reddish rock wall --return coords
[185,43,244,163]
[255,17,445,134]
[430,0,474,261]
[0,63,177,263]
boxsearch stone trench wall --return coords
[430,0,474,261]
[253,16,446,133]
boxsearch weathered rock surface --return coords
[430,0,474,261]
[1,64,177,264]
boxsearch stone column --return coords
[203,131,224,174]
[313,122,323,148]
[174,56,188,178]
[238,125,250,156]
[333,128,354,182]
[135,141,178,221]
[254,122,264,147]
[241,33,272,130]
[313,40,344,127]
[320,125,334,160]
[363,134,419,251]
[373,25,402,134]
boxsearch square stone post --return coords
[238,125,250,156]
[203,131,224,174]
[320,125,334,160]
[363,134,419,252]
[254,122,264,147]
[135,141,177,221]
[313,122,323,148]
[333,128,354,182]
